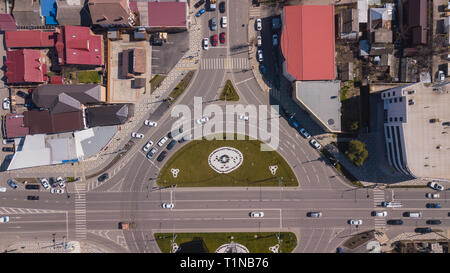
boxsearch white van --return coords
[405,212,422,218]
[381,201,402,208]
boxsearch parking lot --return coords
[151,31,190,75]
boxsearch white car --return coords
[428,182,444,191]
[147,147,158,159]
[309,139,321,149]
[438,70,445,82]
[56,176,66,188]
[257,36,262,47]
[2,98,10,110]
[372,211,387,217]
[203,38,209,50]
[196,117,209,124]
[256,18,262,31]
[250,211,264,218]
[349,219,362,225]
[51,188,64,194]
[426,193,440,199]
[2,139,14,145]
[0,216,10,223]
[157,136,169,147]
[221,16,227,28]
[143,141,154,152]
[257,49,264,62]
[0,187,6,192]
[272,34,278,46]
[144,120,157,127]
[131,132,144,139]
[162,203,174,209]
[238,115,249,121]
[299,128,311,139]
[40,178,50,190]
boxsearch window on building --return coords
[393,91,395,96]
[400,117,403,122]
[394,117,398,122]
[394,98,397,103]
[399,97,403,102]
[389,117,392,122]
[389,99,393,103]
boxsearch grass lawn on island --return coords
[154,232,297,253]
[157,135,298,187]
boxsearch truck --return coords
[119,222,136,230]
[208,0,216,10]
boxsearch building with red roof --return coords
[281,5,335,81]
[0,14,17,31]
[5,49,46,84]
[129,1,188,31]
[4,30,56,48]
[55,26,103,66]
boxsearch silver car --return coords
[308,212,322,218]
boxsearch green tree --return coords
[345,140,368,167]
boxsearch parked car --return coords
[426,203,441,208]
[157,151,167,162]
[257,49,264,62]
[299,128,311,139]
[438,70,445,82]
[259,64,266,74]
[272,34,278,46]
[221,16,227,28]
[2,139,14,145]
[428,181,444,191]
[219,1,226,13]
[220,32,226,44]
[51,188,64,194]
[0,216,10,223]
[166,140,177,150]
[144,120,157,127]
[211,34,218,46]
[98,173,109,183]
[157,136,169,147]
[0,187,6,192]
[195,8,205,17]
[194,0,205,9]
[40,178,50,190]
[309,139,321,149]
[307,212,322,218]
[415,227,432,234]
[387,219,403,225]
[56,177,66,188]
[426,193,440,199]
[257,36,262,47]
[178,136,187,143]
[255,18,262,30]
[249,211,264,218]
[426,219,442,225]
[203,38,209,50]
[2,98,10,110]
[7,179,18,189]
[131,132,144,139]
[49,177,58,188]
[147,147,158,159]
[196,117,209,124]
[238,114,249,121]
[2,147,14,153]
[210,17,217,31]
[25,184,40,190]
[27,195,39,200]
[348,219,362,225]
[143,141,154,152]
[372,211,387,217]
[162,203,174,209]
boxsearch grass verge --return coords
[150,74,167,93]
[154,232,297,253]
[168,71,195,103]
[157,134,298,187]
[220,80,240,101]
[75,71,101,84]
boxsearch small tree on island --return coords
[345,140,368,167]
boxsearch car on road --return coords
[210,17,217,31]
[25,184,40,190]
[220,32,226,44]
[426,219,442,225]
[7,179,18,189]
[56,177,66,188]
[2,139,14,145]
[387,219,403,225]
[40,178,50,190]
[438,70,445,82]
[307,212,322,218]
[255,18,262,31]
[157,136,169,147]
[381,201,402,208]
[98,173,109,183]
[162,202,174,209]
[211,34,218,46]
[2,98,10,110]
[427,181,444,191]
[143,141,154,152]
[426,203,441,208]
[348,219,362,225]
[372,211,387,217]
[272,34,278,46]
[27,195,39,200]
[195,8,205,17]
[0,216,10,223]
[309,139,321,149]
[221,16,227,28]
[51,188,64,194]
[2,147,14,153]
[219,1,225,13]
[415,227,432,234]
[299,128,311,139]
[157,151,167,162]
[166,140,177,150]
[196,117,209,124]
[238,114,249,121]
[131,132,144,139]
[426,193,440,199]
[257,36,262,47]
[203,38,209,50]
[259,64,266,74]
[147,147,158,159]
[144,120,157,127]
[249,211,264,218]
[257,49,264,62]
[0,187,6,192]
[194,0,205,9]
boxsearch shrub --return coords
[345,139,368,167]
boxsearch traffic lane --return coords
[228,0,249,49]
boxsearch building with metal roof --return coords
[0,14,17,31]
[4,30,57,48]
[88,0,136,27]
[56,0,85,25]
[5,49,46,84]
[12,0,44,26]
[85,104,134,127]
[406,0,427,45]
[129,0,188,31]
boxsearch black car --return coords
[415,227,432,234]
[426,203,441,208]
[49,177,58,188]
[25,184,40,190]
[16,91,28,98]
[426,219,442,225]
[219,1,226,13]
[2,147,14,153]
[166,140,176,150]
[387,219,403,225]
[157,151,167,162]
[27,195,39,200]
[98,173,109,183]
[178,137,187,143]
[194,0,205,9]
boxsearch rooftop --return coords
[88,0,134,26]
[5,49,45,84]
[147,2,187,28]
[5,30,56,48]
[0,14,17,31]
[12,0,44,26]
[56,0,85,26]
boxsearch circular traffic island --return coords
[157,135,298,187]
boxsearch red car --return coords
[220,32,226,44]
[211,34,218,46]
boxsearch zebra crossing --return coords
[200,58,249,70]
[74,183,87,240]
[373,189,386,230]
[0,207,62,214]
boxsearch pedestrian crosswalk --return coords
[373,189,386,230]
[74,183,87,240]
[200,58,249,70]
